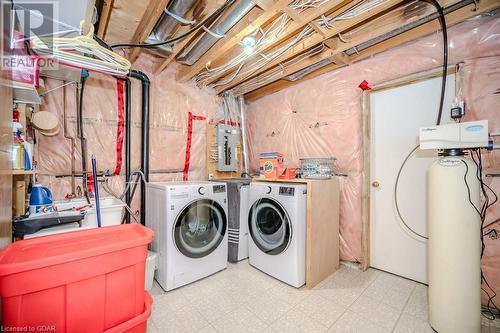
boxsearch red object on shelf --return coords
[278,167,297,180]
[0,224,154,333]
[104,293,152,333]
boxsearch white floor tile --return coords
[271,308,328,333]
[350,293,401,330]
[403,284,429,320]
[393,313,434,333]
[197,324,218,333]
[153,303,209,333]
[148,261,454,333]
[313,279,365,308]
[328,310,390,333]
[152,288,190,316]
[244,291,295,325]
[211,307,268,333]
[294,293,346,327]
[192,290,241,323]
[269,282,308,306]
[146,319,158,333]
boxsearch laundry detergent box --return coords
[259,152,284,179]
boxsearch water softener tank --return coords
[428,155,481,333]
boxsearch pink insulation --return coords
[32,13,499,305]
[246,13,500,302]
[36,55,221,207]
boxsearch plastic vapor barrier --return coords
[246,14,499,305]
[36,55,221,216]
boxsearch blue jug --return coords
[29,184,53,214]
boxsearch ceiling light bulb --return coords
[243,45,254,55]
[242,36,256,47]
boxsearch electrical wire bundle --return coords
[466,149,500,320]
[197,0,387,88]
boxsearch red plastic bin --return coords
[0,224,154,333]
[105,292,152,333]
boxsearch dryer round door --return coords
[174,199,227,258]
[248,198,292,255]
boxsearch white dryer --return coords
[146,182,228,291]
[247,182,307,288]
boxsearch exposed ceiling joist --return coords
[97,0,114,39]
[283,7,306,24]
[199,0,363,86]
[244,0,499,101]
[200,0,363,86]
[225,0,435,95]
[180,0,356,83]
[255,0,276,11]
[127,0,172,64]
[215,0,404,92]
[175,0,294,81]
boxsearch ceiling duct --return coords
[177,0,256,66]
[145,0,197,57]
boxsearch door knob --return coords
[372,181,380,188]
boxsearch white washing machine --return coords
[247,182,307,288]
[146,181,228,291]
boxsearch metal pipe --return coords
[152,0,196,41]
[77,77,91,204]
[124,77,132,223]
[51,169,186,178]
[128,70,150,226]
[177,0,255,65]
[62,81,76,195]
[145,0,196,57]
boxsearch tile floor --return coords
[147,260,500,333]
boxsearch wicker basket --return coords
[299,157,336,179]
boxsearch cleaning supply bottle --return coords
[29,184,53,214]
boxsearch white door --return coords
[370,75,455,283]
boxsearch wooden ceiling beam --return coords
[229,0,454,95]
[152,1,224,75]
[308,21,327,36]
[200,0,360,87]
[244,0,499,101]
[97,0,114,39]
[215,0,404,92]
[330,52,350,65]
[255,0,275,11]
[127,0,172,64]
[175,0,294,81]
[283,7,306,24]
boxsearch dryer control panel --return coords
[279,186,295,196]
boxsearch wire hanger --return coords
[30,21,131,76]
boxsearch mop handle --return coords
[91,154,102,227]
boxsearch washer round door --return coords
[248,198,292,255]
[174,199,227,258]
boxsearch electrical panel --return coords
[217,124,239,172]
